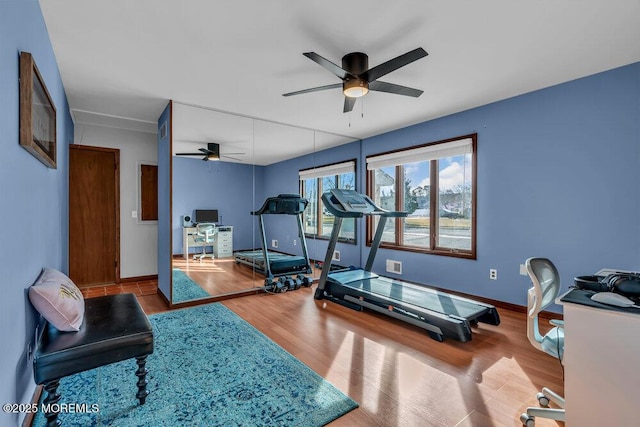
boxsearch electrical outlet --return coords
[520,264,528,276]
[490,269,497,280]
[131,210,137,219]
[271,239,278,248]
[293,239,296,246]
[332,250,340,261]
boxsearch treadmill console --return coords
[322,189,377,217]
[331,189,374,212]
[253,194,309,215]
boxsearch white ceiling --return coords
[40,0,640,165]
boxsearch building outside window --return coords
[299,160,356,243]
[366,134,476,258]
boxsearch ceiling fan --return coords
[283,47,428,113]
[175,142,244,161]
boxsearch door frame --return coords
[69,144,121,284]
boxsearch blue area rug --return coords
[171,268,210,303]
[33,303,358,426]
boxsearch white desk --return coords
[559,290,640,425]
[182,226,233,259]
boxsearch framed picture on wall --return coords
[19,51,57,169]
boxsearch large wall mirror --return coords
[169,103,356,306]
[171,103,257,304]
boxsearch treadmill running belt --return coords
[235,250,308,272]
[334,275,488,319]
[328,270,379,284]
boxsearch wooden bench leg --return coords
[135,355,149,405]
[43,379,62,427]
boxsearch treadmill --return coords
[315,189,500,342]
[234,194,313,292]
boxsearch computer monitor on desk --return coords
[193,209,218,225]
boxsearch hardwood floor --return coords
[108,275,564,426]
[223,289,564,427]
[80,279,158,298]
[172,255,263,296]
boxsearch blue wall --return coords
[263,63,640,311]
[172,157,264,254]
[157,103,172,300]
[0,1,74,423]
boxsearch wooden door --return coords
[69,145,120,286]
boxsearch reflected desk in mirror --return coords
[182,226,233,259]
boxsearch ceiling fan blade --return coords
[221,155,243,161]
[176,152,205,156]
[343,96,356,113]
[303,52,355,80]
[369,81,424,97]
[362,47,428,83]
[283,83,342,97]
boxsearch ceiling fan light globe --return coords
[343,79,369,98]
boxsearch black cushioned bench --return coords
[33,293,154,427]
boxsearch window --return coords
[299,160,356,243]
[366,134,476,258]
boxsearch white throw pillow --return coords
[28,268,85,332]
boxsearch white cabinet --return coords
[214,226,233,258]
[560,293,640,425]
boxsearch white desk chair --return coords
[520,257,565,426]
[193,223,216,261]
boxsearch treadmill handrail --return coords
[317,189,406,294]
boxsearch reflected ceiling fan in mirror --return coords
[283,47,428,113]
[175,142,245,161]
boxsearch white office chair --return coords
[193,223,216,261]
[520,257,565,427]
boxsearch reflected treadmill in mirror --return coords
[234,194,313,293]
